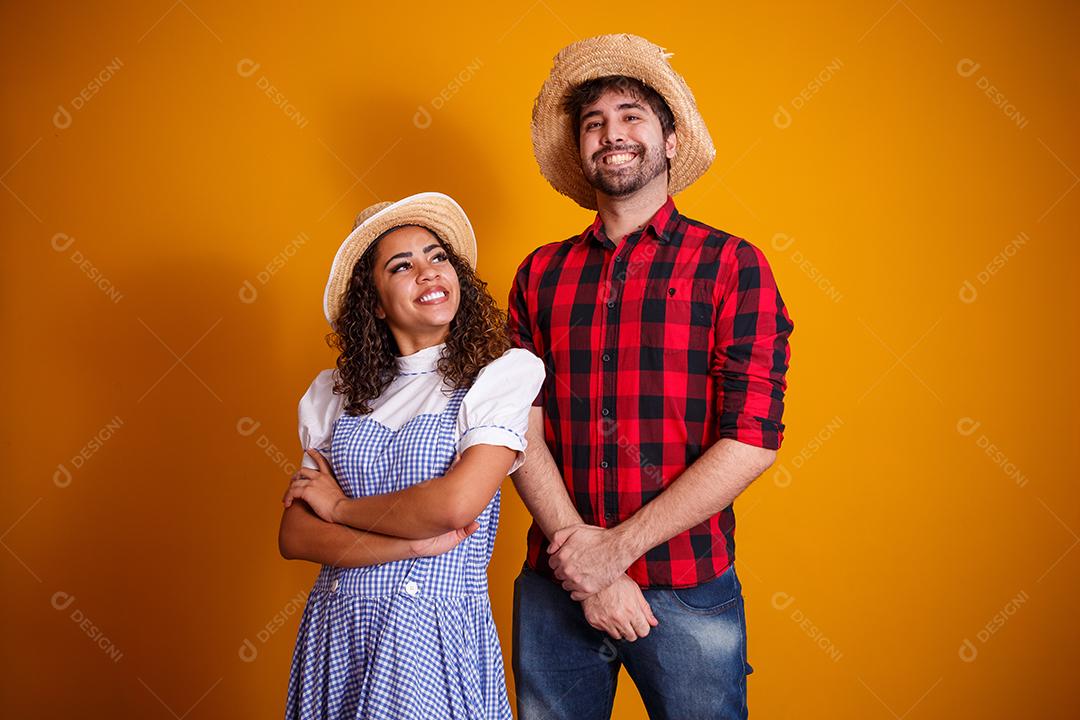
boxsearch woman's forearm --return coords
[278,500,416,567]
[331,444,517,539]
[330,479,463,539]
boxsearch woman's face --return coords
[370,225,460,351]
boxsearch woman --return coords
[279,192,545,720]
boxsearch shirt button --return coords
[600,460,609,469]
[331,578,339,592]
[614,256,623,263]
[605,512,616,522]
[404,581,420,596]
[601,408,610,416]
[602,353,611,362]
[606,301,615,308]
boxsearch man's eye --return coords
[585,122,600,130]
[626,115,640,121]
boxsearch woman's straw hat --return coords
[322,192,476,328]
[531,33,716,210]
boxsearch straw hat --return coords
[322,192,477,328]
[531,33,716,210]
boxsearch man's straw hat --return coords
[531,33,716,210]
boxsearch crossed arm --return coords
[278,499,475,567]
[279,443,517,567]
[328,444,518,538]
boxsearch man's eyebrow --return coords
[580,101,648,122]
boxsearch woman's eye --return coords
[432,253,448,263]
[390,263,410,273]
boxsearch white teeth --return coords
[603,152,636,165]
[418,291,446,303]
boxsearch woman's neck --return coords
[391,328,450,357]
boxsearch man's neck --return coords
[595,177,669,246]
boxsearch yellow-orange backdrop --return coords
[2,1,1077,718]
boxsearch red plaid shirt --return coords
[507,196,794,588]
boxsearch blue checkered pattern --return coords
[285,385,512,719]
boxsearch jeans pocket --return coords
[670,564,741,615]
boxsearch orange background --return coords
[3,1,1077,718]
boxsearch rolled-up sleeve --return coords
[710,239,794,450]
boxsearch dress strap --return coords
[439,383,469,426]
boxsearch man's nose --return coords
[601,121,625,145]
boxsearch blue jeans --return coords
[512,562,753,720]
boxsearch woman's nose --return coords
[417,263,440,281]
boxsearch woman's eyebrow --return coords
[384,251,412,268]
[383,244,442,269]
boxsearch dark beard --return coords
[582,143,667,197]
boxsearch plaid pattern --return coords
[507,196,794,589]
[285,385,511,719]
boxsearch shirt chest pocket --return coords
[635,277,714,375]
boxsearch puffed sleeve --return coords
[297,369,345,469]
[456,349,546,475]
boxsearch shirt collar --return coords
[396,342,445,375]
[580,195,679,248]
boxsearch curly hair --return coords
[326,225,509,416]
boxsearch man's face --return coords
[576,88,677,198]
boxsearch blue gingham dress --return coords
[285,383,512,720]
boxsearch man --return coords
[507,34,794,719]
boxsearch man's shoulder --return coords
[671,208,739,249]
[668,210,778,280]
[514,233,583,275]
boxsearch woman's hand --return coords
[282,449,346,523]
[408,521,480,557]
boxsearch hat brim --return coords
[531,33,716,210]
[322,192,477,327]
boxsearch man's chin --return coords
[590,178,647,197]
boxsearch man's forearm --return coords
[612,438,776,561]
[279,501,415,567]
[510,408,583,539]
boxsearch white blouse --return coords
[297,344,546,475]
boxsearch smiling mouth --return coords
[416,290,448,305]
[601,152,638,167]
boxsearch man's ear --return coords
[665,130,678,160]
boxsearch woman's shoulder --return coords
[472,348,544,385]
[299,369,343,411]
[302,368,336,395]
[465,348,545,399]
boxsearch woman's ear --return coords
[374,304,386,320]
